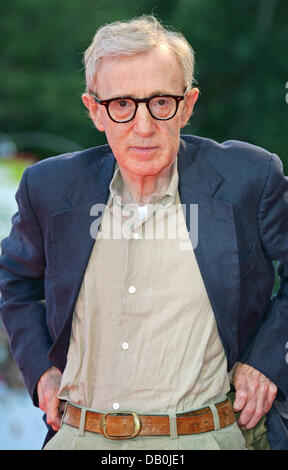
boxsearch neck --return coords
[119,164,174,206]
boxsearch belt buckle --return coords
[101,411,142,440]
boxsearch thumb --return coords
[46,396,62,431]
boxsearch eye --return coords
[118,100,129,108]
[156,98,169,106]
[113,99,134,109]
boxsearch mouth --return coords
[129,146,158,154]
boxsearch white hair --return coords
[83,15,195,92]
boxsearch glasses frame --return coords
[89,91,186,123]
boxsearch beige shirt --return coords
[58,159,230,414]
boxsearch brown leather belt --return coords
[62,399,236,440]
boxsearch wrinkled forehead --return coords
[93,46,185,98]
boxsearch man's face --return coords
[83,46,199,178]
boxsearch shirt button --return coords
[128,285,136,294]
[113,402,120,410]
[132,232,140,240]
[122,342,129,350]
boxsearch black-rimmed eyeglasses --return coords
[89,91,185,123]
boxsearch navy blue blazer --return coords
[1,135,288,447]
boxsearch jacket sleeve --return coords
[0,168,53,405]
[241,153,288,397]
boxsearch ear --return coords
[82,93,105,132]
[180,88,199,128]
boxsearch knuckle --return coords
[46,415,53,425]
[245,403,256,416]
[46,414,56,426]
[250,382,259,394]
[255,407,264,419]
[237,390,248,400]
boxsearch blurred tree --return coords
[0,0,161,154]
[0,0,287,170]
[173,0,288,170]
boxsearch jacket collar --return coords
[56,136,223,210]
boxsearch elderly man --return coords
[1,15,288,451]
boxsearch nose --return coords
[133,103,155,136]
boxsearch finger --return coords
[47,416,62,432]
[238,380,268,429]
[46,398,62,431]
[233,389,248,412]
[46,410,62,431]
[243,382,277,429]
[237,397,257,428]
[239,402,262,430]
[263,383,277,413]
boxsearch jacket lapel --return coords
[48,151,116,367]
[178,138,239,366]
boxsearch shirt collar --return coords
[108,157,179,209]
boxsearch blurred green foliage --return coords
[0,0,287,170]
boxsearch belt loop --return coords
[169,412,178,440]
[209,404,220,431]
[78,407,87,437]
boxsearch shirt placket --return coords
[107,203,144,412]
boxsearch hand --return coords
[232,363,277,430]
[37,366,63,431]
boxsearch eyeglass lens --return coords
[108,97,177,122]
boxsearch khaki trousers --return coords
[44,421,248,450]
